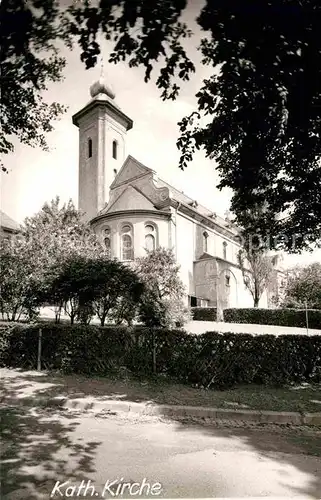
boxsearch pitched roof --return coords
[154,177,237,234]
[0,211,20,231]
[109,154,238,236]
[110,155,154,190]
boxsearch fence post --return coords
[305,300,309,335]
[152,328,156,374]
[37,328,42,371]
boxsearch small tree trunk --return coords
[54,305,62,324]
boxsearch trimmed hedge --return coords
[191,307,321,329]
[224,308,321,329]
[191,307,217,321]
[1,323,320,388]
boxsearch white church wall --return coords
[227,265,253,308]
[175,212,196,298]
[93,213,170,260]
[107,185,155,213]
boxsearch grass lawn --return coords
[20,371,321,414]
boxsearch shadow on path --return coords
[1,368,321,499]
[1,405,101,500]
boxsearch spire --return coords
[90,55,115,100]
[100,55,104,79]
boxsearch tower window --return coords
[112,140,118,160]
[88,138,92,158]
[202,231,208,253]
[121,224,134,261]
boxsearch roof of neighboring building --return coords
[0,211,20,232]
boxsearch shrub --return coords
[136,248,189,328]
[1,322,320,388]
[191,307,217,321]
[223,308,321,329]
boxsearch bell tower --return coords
[72,70,133,221]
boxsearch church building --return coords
[72,76,282,309]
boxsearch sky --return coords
[1,0,320,268]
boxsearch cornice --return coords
[90,209,171,225]
[170,199,240,242]
[194,255,251,273]
[72,100,133,130]
[110,172,150,190]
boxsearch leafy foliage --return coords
[0,197,106,321]
[223,308,321,330]
[0,239,39,321]
[191,307,217,321]
[282,263,321,309]
[135,247,190,327]
[90,259,145,326]
[66,0,321,251]
[66,0,195,100]
[42,254,145,325]
[1,323,321,388]
[192,306,321,329]
[0,0,72,172]
[238,246,275,308]
[3,1,321,249]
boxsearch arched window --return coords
[102,227,111,257]
[145,223,156,252]
[104,236,111,257]
[112,140,118,160]
[202,231,208,253]
[88,138,92,158]
[223,241,227,260]
[121,224,133,260]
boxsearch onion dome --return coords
[89,76,115,100]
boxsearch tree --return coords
[0,238,39,321]
[3,197,106,321]
[3,1,321,249]
[283,263,321,309]
[41,255,145,325]
[238,241,275,308]
[42,255,87,325]
[22,196,104,267]
[0,0,73,172]
[65,0,321,251]
[80,258,144,326]
[136,247,190,327]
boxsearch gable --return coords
[106,185,156,213]
[110,155,154,189]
